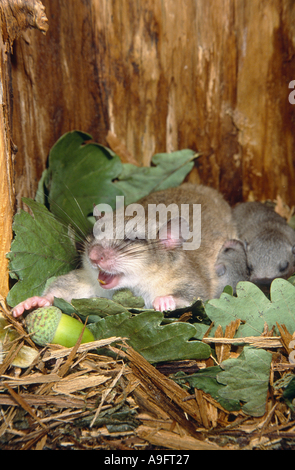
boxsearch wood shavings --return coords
[136,426,221,450]
[90,363,126,427]
[203,335,282,349]
[52,374,110,395]
[1,313,295,450]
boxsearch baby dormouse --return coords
[12,183,247,317]
[233,201,295,284]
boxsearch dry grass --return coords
[1,299,295,450]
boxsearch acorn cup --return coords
[25,306,94,348]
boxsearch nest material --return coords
[1,301,295,450]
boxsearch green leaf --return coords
[6,199,77,307]
[114,149,199,205]
[282,376,295,411]
[35,132,198,259]
[222,285,234,296]
[204,279,295,338]
[53,297,80,316]
[288,274,295,287]
[217,347,272,417]
[40,132,197,228]
[87,310,211,363]
[52,295,132,324]
[72,297,130,318]
[7,132,198,309]
[40,130,124,226]
[111,289,145,309]
[174,367,241,412]
[177,347,272,416]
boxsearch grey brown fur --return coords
[45,183,243,309]
[232,201,295,284]
[13,183,249,317]
[214,239,250,297]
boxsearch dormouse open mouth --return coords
[98,270,122,289]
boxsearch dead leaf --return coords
[274,195,294,222]
[276,323,295,355]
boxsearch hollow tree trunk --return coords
[0,0,48,298]
[11,0,295,209]
[2,0,295,299]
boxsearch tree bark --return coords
[10,0,295,210]
[0,0,47,298]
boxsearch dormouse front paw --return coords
[153,295,176,312]
[12,294,54,318]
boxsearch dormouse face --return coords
[246,238,295,284]
[86,215,188,291]
[214,239,250,295]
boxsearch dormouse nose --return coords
[89,245,104,263]
[88,245,117,271]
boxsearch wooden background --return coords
[1,0,295,296]
[12,0,295,206]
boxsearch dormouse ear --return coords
[158,217,190,249]
[222,239,244,251]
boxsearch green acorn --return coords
[25,306,94,348]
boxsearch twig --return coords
[42,336,125,361]
[202,336,282,348]
[5,383,48,430]
[90,363,126,428]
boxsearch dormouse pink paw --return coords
[12,295,54,318]
[153,295,176,312]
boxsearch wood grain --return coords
[0,0,48,297]
[10,0,295,210]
